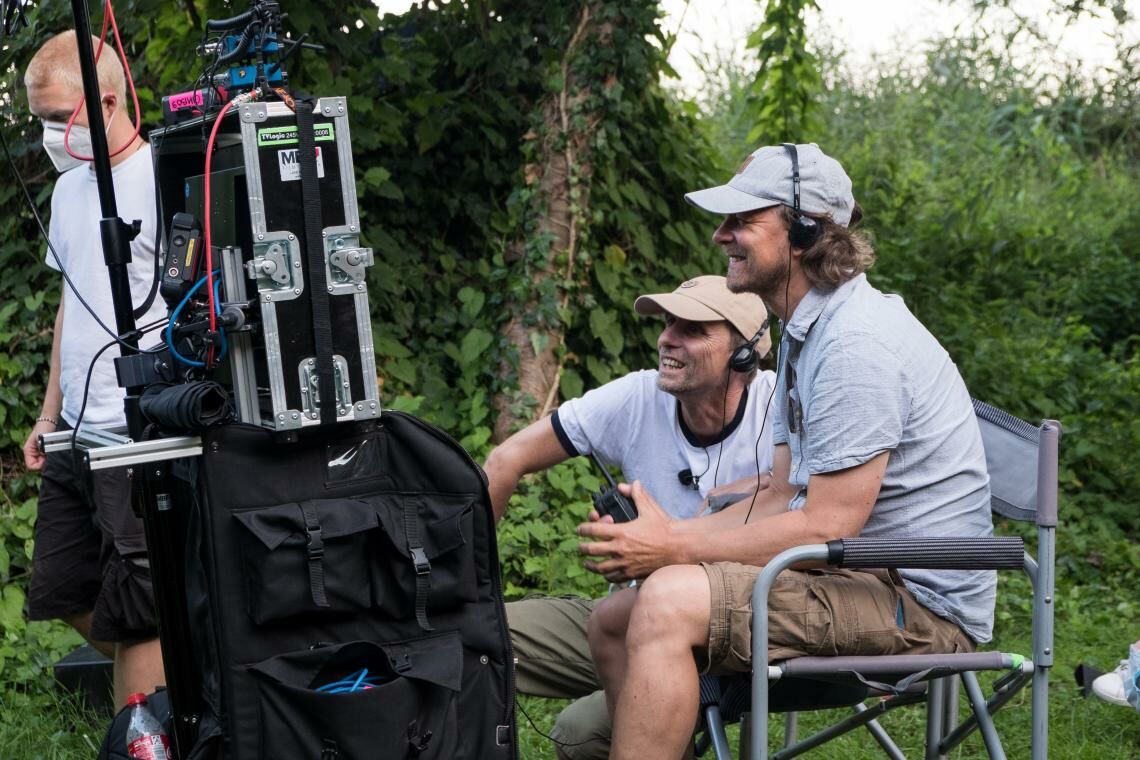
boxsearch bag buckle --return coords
[410,545,430,575]
[306,526,324,560]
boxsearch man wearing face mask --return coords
[22,30,167,709]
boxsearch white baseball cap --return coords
[685,143,855,227]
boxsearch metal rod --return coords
[939,671,1031,753]
[137,466,201,755]
[42,430,202,469]
[961,671,1006,760]
[750,545,831,760]
[69,0,145,439]
[925,678,945,760]
[772,693,924,759]
[857,703,908,760]
[704,704,733,760]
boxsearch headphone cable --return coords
[743,325,778,525]
[710,364,732,488]
[515,698,596,750]
[744,243,792,525]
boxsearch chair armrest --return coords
[826,536,1024,570]
[747,537,1026,759]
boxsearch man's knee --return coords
[551,691,611,760]
[625,566,711,645]
[585,587,634,646]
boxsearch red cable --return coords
[203,100,239,366]
[64,0,143,161]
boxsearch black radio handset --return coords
[589,452,638,523]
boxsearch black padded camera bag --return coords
[178,411,517,759]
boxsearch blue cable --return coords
[166,271,226,366]
[314,668,389,694]
[212,277,228,361]
[165,276,208,367]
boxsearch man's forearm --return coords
[482,415,572,522]
[670,454,887,568]
[485,462,520,521]
[42,299,65,419]
[676,483,792,534]
[670,506,829,567]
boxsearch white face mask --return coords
[41,109,117,173]
[42,121,90,173]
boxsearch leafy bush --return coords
[812,32,1140,534]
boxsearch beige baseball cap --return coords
[634,275,771,357]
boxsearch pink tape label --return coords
[167,88,225,111]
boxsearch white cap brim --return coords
[684,185,781,215]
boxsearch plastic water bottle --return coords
[125,693,172,760]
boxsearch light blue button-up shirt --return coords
[773,274,996,643]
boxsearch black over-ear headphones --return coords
[729,322,769,373]
[782,143,821,251]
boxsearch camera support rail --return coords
[39,428,202,469]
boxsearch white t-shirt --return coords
[553,369,777,520]
[46,144,167,428]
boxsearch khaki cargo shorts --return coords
[702,562,975,674]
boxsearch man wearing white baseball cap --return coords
[484,274,777,760]
[583,144,996,759]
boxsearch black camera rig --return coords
[34,2,381,753]
[43,0,378,458]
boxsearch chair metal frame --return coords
[702,402,1060,760]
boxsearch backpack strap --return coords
[403,495,433,630]
[299,501,329,608]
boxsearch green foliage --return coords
[0,686,109,758]
[810,29,1140,533]
[0,486,85,692]
[350,1,718,431]
[744,0,822,145]
[692,52,763,174]
[498,456,609,599]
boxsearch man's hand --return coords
[23,419,56,471]
[577,480,682,583]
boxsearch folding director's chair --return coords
[697,400,1060,760]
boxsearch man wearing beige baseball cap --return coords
[583,144,996,760]
[483,274,776,760]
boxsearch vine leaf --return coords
[589,307,624,356]
[460,327,495,364]
[458,286,486,319]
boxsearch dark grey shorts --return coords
[28,441,156,643]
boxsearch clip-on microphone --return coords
[677,468,700,491]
